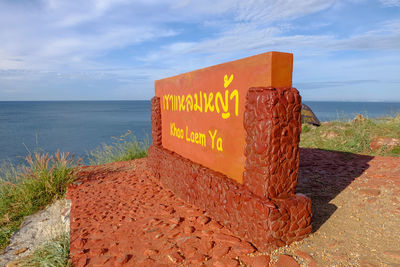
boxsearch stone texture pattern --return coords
[148,146,312,250]
[68,160,277,266]
[149,89,311,251]
[243,87,302,199]
[151,97,162,147]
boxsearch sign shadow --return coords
[296,148,374,232]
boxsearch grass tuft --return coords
[87,130,149,165]
[19,233,71,267]
[0,132,147,257]
[0,151,80,251]
[391,146,400,155]
[300,114,400,156]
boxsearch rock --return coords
[13,248,28,256]
[213,258,239,267]
[358,188,381,196]
[6,260,21,267]
[295,250,314,262]
[199,239,215,252]
[184,226,195,233]
[208,220,223,230]
[213,233,242,244]
[143,249,158,257]
[210,244,230,259]
[201,230,214,236]
[0,199,71,267]
[252,255,271,267]
[75,238,88,249]
[181,246,198,258]
[117,254,133,264]
[275,255,300,267]
[154,233,164,239]
[138,258,156,265]
[187,253,207,264]
[230,241,256,254]
[295,250,322,266]
[89,255,113,265]
[383,250,400,259]
[197,215,211,225]
[167,252,185,263]
[240,254,270,267]
[370,136,400,151]
[169,217,182,224]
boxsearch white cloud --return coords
[235,0,336,23]
[139,18,400,69]
[0,0,399,100]
[0,0,181,71]
[0,0,339,72]
[380,0,400,7]
[43,0,131,27]
[0,0,306,76]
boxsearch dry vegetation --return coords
[300,114,400,156]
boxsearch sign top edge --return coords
[154,51,292,84]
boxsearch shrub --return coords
[390,146,400,156]
[19,233,71,267]
[0,151,80,250]
[300,114,400,156]
[302,124,311,133]
[87,130,149,165]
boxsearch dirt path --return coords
[67,148,400,266]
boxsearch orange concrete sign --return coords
[155,51,293,183]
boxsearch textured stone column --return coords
[243,87,302,199]
[147,87,312,251]
[151,97,162,147]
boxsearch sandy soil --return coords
[67,148,400,267]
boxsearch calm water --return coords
[0,101,151,164]
[1,100,400,164]
[304,101,400,122]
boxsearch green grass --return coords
[300,114,400,156]
[19,233,71,267]
[87,130,149,165]
[0,131,147,253]
[0,151,80,251]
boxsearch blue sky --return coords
[0,0,399,101]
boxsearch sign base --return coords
[148,145,311,250]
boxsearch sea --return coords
[1,100,400,165]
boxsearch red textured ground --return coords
[67,159,269,267]
[67,148,400,266]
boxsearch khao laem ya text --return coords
[162,74,238,119]
[162,75,239,152]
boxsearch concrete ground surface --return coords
[67,148,400,267]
